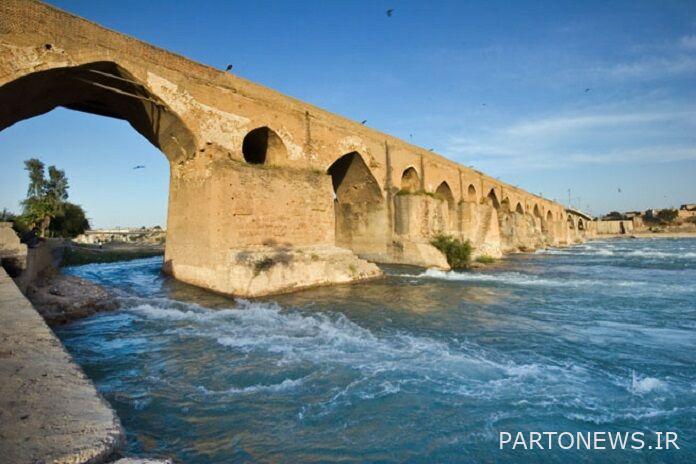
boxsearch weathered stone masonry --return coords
[0,0,595,296]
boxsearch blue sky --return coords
[1,0,695,227]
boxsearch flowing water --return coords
[56,238,696,463]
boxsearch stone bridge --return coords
[0,0,595,296]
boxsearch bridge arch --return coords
[515,202,524,214]
[400,167,420,192]
[567,214,575,229]
[485,188,500,209]
[533,204,542,219]
[436,181,456,231]
[242,126,286,165]
[466,184,477,202]
[327,151,386,257]
[0,61,197,163]
[501,197,511,213]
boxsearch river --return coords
[55,238,696,463]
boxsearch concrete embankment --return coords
[0,267,123,463]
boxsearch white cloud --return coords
[600,55,696,80]
[444,109,696,173]
[505,112,693,137]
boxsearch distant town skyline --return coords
[1,0,694,228]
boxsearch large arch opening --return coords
[578,218,585,231]
[436,181,456,232]
[400,167,420,192]
[0,61,202,277]
[327,152,386,258]
[0,62,196,163]
[242,126,286,165]
[515,202,524,214]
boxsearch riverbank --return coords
[62,242,164,266]
[0,267,123,463]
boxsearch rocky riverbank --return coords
[25,269,117,325]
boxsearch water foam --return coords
[120,296,573,403]
[630,371,668,395]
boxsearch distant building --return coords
[623,211,642,219]
[680,204,696,211]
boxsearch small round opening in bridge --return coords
[242,126,285,165]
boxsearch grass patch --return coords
[475,255,496,264]
[430,234,472,269]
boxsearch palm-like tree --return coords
[21,158,70,237]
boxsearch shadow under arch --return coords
[567,215,576,229]
[435,181,455,231]
[466,184,477,202]
[0,61,197,163]
[327,151,387,258]
[485,188,500,209]
[242,126,286,165]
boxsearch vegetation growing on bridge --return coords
[430,234,472,269]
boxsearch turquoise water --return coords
[56,238,696,463]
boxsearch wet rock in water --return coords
[25,271,117,324]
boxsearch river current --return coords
[56,238,696,463]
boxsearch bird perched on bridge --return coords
[225,64,233,72]
[386,9,394,17]
[133,165,145,170]
[361,120,367,125]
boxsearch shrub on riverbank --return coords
[430,234,472,269]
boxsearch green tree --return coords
[20,158,70,237]
[657,209,678,223]
[49,202,90,238]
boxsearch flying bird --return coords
[386,9,394,17]
[361,120,367,125]
[429,148,434,152]
[225,64,233,71]
[618,187,622,193]
[133,165,146,170]
[584,88,591,93]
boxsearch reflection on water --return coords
[57,239,696,463]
